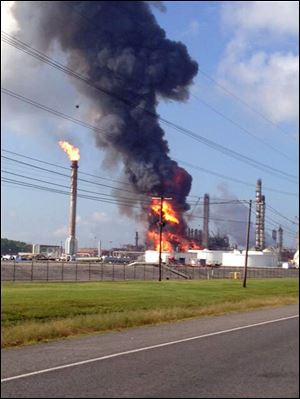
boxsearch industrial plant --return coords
[51,160,297,268]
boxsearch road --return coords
[1,305,299,398]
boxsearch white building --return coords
[188,249,226,266]
[145,250,197,265]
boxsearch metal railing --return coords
[1,261,299,282]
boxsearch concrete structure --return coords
[222,249,278,267]
[65,160,78,256]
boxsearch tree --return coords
[1,238,32,255]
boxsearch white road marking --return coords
[1,314,298,383]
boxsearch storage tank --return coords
[222,250,278,267]
[145,250,171,264]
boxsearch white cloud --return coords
[53,225,67,238]
[218,1,299,124]
[222,1,299,36]
[91,211,110,223]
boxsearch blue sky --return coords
[1,1,299,249]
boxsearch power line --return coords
[61,2,296,142]
[191,93,296,162]
[2,149,298,198]
[176,158,298,197]
[1,165,249,207]
[2,177,255,225]
[1,170,149,205]
[2,86,298,184]
[266,204,298,226]
[1,32,298,183]
[197,68,297,141]
[1,155,203,203]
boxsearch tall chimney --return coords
[255,179,262,250]
[203,193,209,249]
[135,231,139,249]
[260,194,265,250]
[65,160,78,256]
[278,226,283,263]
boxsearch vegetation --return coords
[1,238,32,255]
[1,279,298,348]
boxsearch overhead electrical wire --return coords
[175,158,298,197]
[191,93,295,162]
[196,69,298,142]
[2,177,255,224]
[2,149,298,198]
[1,32,298,184]
[1,163,248,207]
[62,1,297,142]
[2,86,298,185]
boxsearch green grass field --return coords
[1,279,298,348]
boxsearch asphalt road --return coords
[1,305,299,398]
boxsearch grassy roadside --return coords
[1,279,298,348]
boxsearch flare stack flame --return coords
[13,2,199,249]
[59,140,79,256]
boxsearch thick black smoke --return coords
[12,1,198,218]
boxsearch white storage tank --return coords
[222,250,278,267]
[145,250,171,264]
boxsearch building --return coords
[145,250,197,265]
[32,244,61,258]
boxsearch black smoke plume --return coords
[12,1,198,225]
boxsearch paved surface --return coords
[1,305,299,398]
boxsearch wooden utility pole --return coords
[243,200,252,288]
[158,196,163,281]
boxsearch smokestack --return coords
[12,2,198,248]
[135,231,139,249]
[65,160,78,256]
[260,194,265,250]
[278,226,283,263]
[272,229,277,246]
[255,179,262,250]
[203,193,209,249]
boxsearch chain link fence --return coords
[1,260,299,282]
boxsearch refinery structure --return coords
[53,150,297,268]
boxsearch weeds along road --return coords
[1,305,299,398]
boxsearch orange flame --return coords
[58,140,80,161]
[147,198,203,252]
[151,199,179,224]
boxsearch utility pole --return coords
[152,196,172,281]
[243,200,252,288]
[98,240,102,258]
